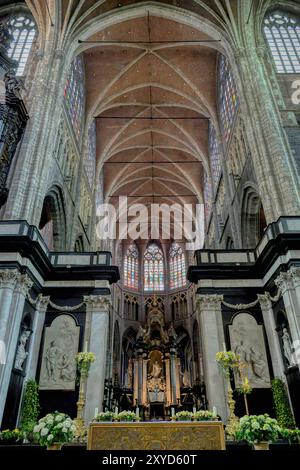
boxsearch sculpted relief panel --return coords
[229,313,270,388]
[39,315,80,390]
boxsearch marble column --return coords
[258,293,286,380]
[275,271,300,345]
[142,356,147,405]
[25,295,50,379]
[137,349,143,405]
[170,347,177,405]
[164,354,171,406]
[84,295,111,423]
[197,294,227,421]
[0,272,33,425]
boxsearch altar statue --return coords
[151,360,162,378]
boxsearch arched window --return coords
[3,14,36,76]
[169,243,186,289]
[263,11,300,73]
[218,55,239,144]
[124,244,139,289]
[144,244,164,291]
[64,55,85,142]
[85,120,96,190]
[209,123,221,190]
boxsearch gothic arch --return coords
[241,184,266,249]
[39,185,67,251]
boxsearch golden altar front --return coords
[87,421,226,450]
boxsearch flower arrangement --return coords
[75,352,95,379]
[115,411,140,422]
[216,351,240,374]
[20,380,40,436]
[193,410,219,421]
[33,412,76,447]
[235,414,281,445]
[94,411,115,422]
[173,411,193,421]
[0,428,24,444]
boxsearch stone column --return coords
[170,347,177,405]
[197,294,227,421]
[84,295,111,423]
[25,295,50,379]
[275,271,300,345]
[164,354,171,406]
[0,272,33,425]
[142,356,147,405]
[258,293,286,380]
[137,348,143,405]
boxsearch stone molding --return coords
[83,295,112,312]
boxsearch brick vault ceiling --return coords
[82,15,219,214]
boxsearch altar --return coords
[87,421,225,450]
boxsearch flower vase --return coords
[253,442,269,451]
[47,443,63,450]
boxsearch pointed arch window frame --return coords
[263,10,300,74]
[123,243,139,290]
[143,243,164,292]
[217,54,239,146]
[169,242,186,290]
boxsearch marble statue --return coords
[282,328,294,367]
[14,330,31,371]
[151,360,162,378]
[39,314,79,390]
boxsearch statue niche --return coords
[147,350,165,403]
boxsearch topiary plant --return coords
[20,380,40,436]
[271,378,295,429]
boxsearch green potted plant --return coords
[193,410,219,421]
[0,429,24,445]
[174,411,193,421]
[116,411,139,422]
[20,379,40,440]
[33,411,76,450]
[235,414,281,450]
[271,378,296,429]
[94,411,115,422]
[278,428,300,445]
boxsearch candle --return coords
[115,406,118,415]
[94,407,98,418]
[171,407,175,417]
[84,341,88,352]
[136,406,139,417]
[213,406,217,416]
[223,342,226,352]
[193,406,196,414]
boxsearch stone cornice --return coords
[84,295,112,312]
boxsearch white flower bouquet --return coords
[33,411,76,447]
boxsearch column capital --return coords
[0,269,20,290]
[289,266,300,286]
[14,274,33,296]
[275,271,294,294]
[196,294,223,311]
[84,295,111,312]
[257,292,272,311]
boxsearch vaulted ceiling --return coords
[82,14,220,232]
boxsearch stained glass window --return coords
[144,244,164,291]
[218,55,239,144]
[4,15,36,76]
[169,243,186,289]
[85,120,96,189]
[64,55,85,142]
[124,244,139,289]
[209,123,221,190]
[203,170,212,225]
[263,11,300,73]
